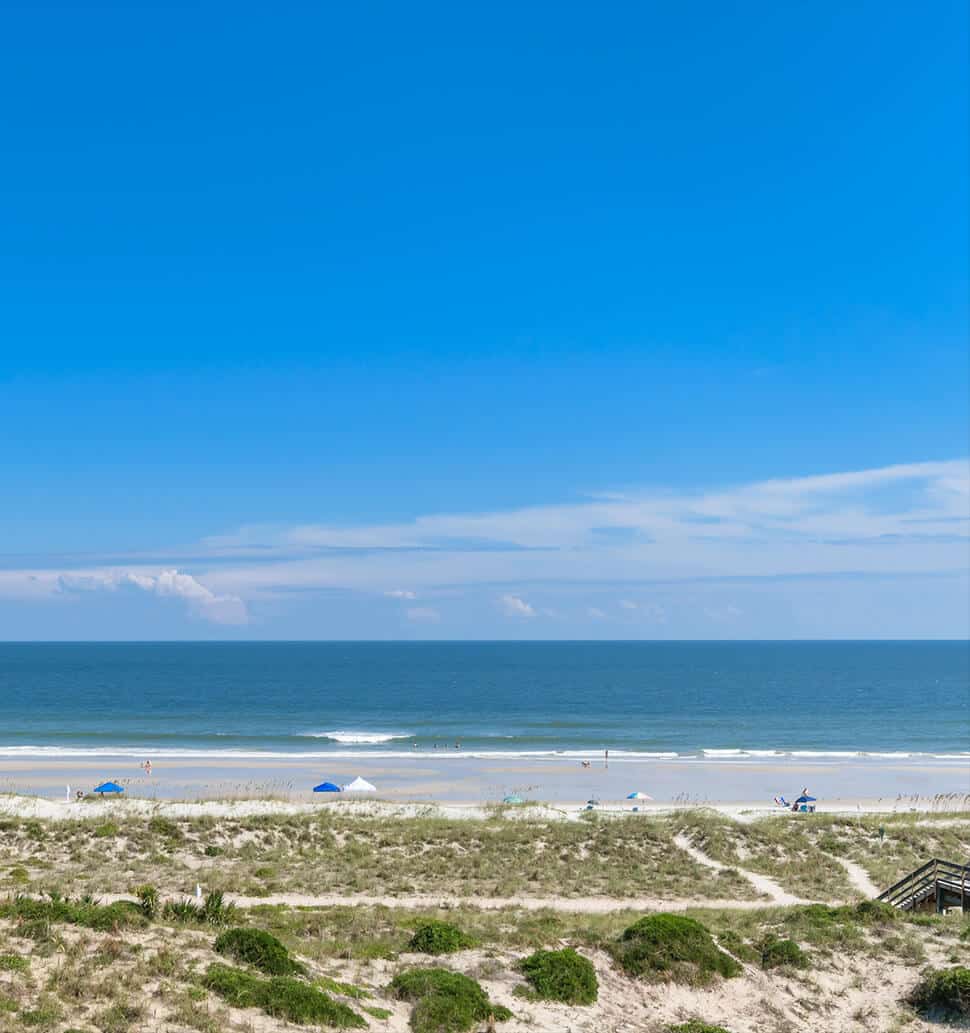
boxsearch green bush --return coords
[203,963,366,1028]
[0,953,29,972]
[907,966,970,1020]
[136,885,159,921]
[390,968,511,1032]
[610,914,741,984]
[162,890,236,926]
[519,948,597,1004]
[0,895,146,934]
[408,920,475,955]
[214,927,304,976]
[759,936,808,971]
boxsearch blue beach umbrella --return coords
[93,781,124,795]
[502,794,524,804]
[313,782,342,793]
[626,791,653,800]
[795,794,816,804]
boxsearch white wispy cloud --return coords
[587,606,607,619]
[2,460,966,634]
[56,569,247,625]
[501,594,537,617]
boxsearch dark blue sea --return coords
[1,641,967,760]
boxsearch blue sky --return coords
[1,1,967,639]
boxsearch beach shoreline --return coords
[1,750,968,817]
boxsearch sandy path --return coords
[673,832,807,905]
[826,853,880,897]
[94,889,783,914]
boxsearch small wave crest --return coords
[302,730,411,745]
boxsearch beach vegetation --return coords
[136,884,159,920]
[758,935,808,970]
[611,914,741,984]
[518,947,597,1004]
[94,1001,145,1032]
[315,976,372,999]
[363,1005,392,1019]
[906,966,970,1020]
[162,890,236,926]
[147,815,183,841]
[202,962,367,1028]
[214,926,304,975]
[19,994,64,1029]
[0,894,146,934]
[389,968,512,1032]
[0,952,29,973]
[407,920,476,955]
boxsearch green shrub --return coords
[148,816,183,841]
[93,822,119,838]
[136,885,159,921]
[203,844,223,857]
[759,936,808,971]
[907,966,970,1020]
[0,953,29,972]
[519,948,597,1004]
[162,891,236,926]
[390,968,512,1032]
[408,920,475,955]
[610,914,741,984]
[214,927,303,976]
[0,895,145,934]
[203,963,366,1028]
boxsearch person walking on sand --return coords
[144,759,152,777]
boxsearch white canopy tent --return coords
[344,776,377,792]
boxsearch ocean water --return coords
[0,641,967,761]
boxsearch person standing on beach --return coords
[605,748,609,766]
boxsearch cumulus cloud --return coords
[384,589,417,599]
[406,606,440,622]
[501,594,536,617]
[57,569,247,625]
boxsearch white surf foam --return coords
[303,731,412,744]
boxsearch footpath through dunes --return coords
[672,833,805,905]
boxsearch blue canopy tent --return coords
[313,782,341,793]
[795,795,816,804]
[502,794,524,804]
[93,781,124,795]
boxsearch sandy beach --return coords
[2,752,967,813]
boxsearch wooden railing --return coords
[877,858,970,911]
